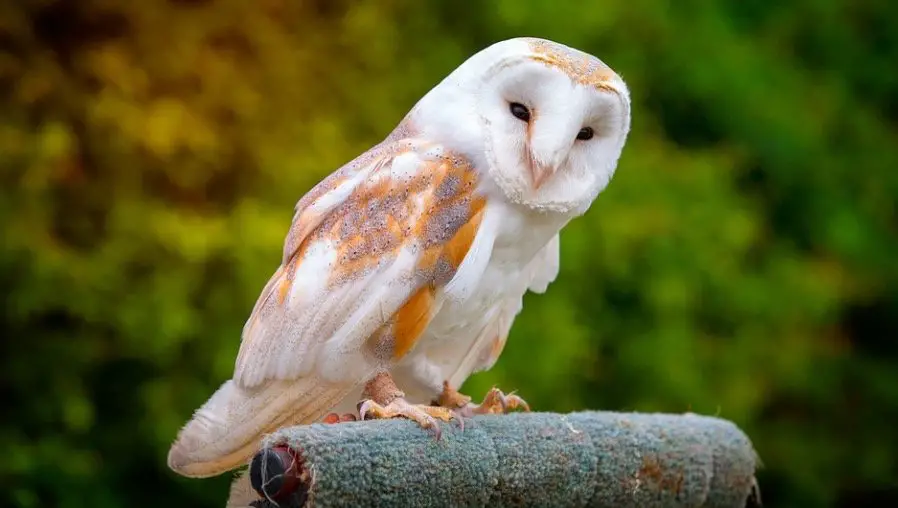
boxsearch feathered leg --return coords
[354,371,457,439]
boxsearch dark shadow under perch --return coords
[225,410,762,508]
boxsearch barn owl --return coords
[168,37,631,478]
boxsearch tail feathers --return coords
[226,470,257,508]
[167,377,351,478]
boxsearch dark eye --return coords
[509,102,530,122]
[576,126,594,141]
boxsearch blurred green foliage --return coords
[2,1,897,507]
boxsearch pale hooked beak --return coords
[527,149,567,190]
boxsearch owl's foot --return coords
[358,398,455,439]
[471,386,530,415]
[436,381,531,417]
[354,371,456,439]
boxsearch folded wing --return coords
[169,138,496,477]
[235,139,493,388]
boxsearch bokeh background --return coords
[3,0,897,506]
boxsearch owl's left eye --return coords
[576,127,594,141]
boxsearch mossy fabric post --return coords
[228,411,759,508]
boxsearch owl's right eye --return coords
[509,102,530,122]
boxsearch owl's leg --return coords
[355,371,457,439]
[435,381,530,416]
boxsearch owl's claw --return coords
[436,382,530,418]
[451,409,467,431]
[356,397,456,440]
[472,387,530,415]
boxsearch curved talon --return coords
[504,392,530,412]
[450,409,467,431]
[432,422,442,441]
[496,389,509,412]
[358,400,378,421]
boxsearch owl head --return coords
[409,37,631,216]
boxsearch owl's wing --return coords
[169,139,500,478]
[234,138,495,389]
[526,232,560,294]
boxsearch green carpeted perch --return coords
[226,410,762,508]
